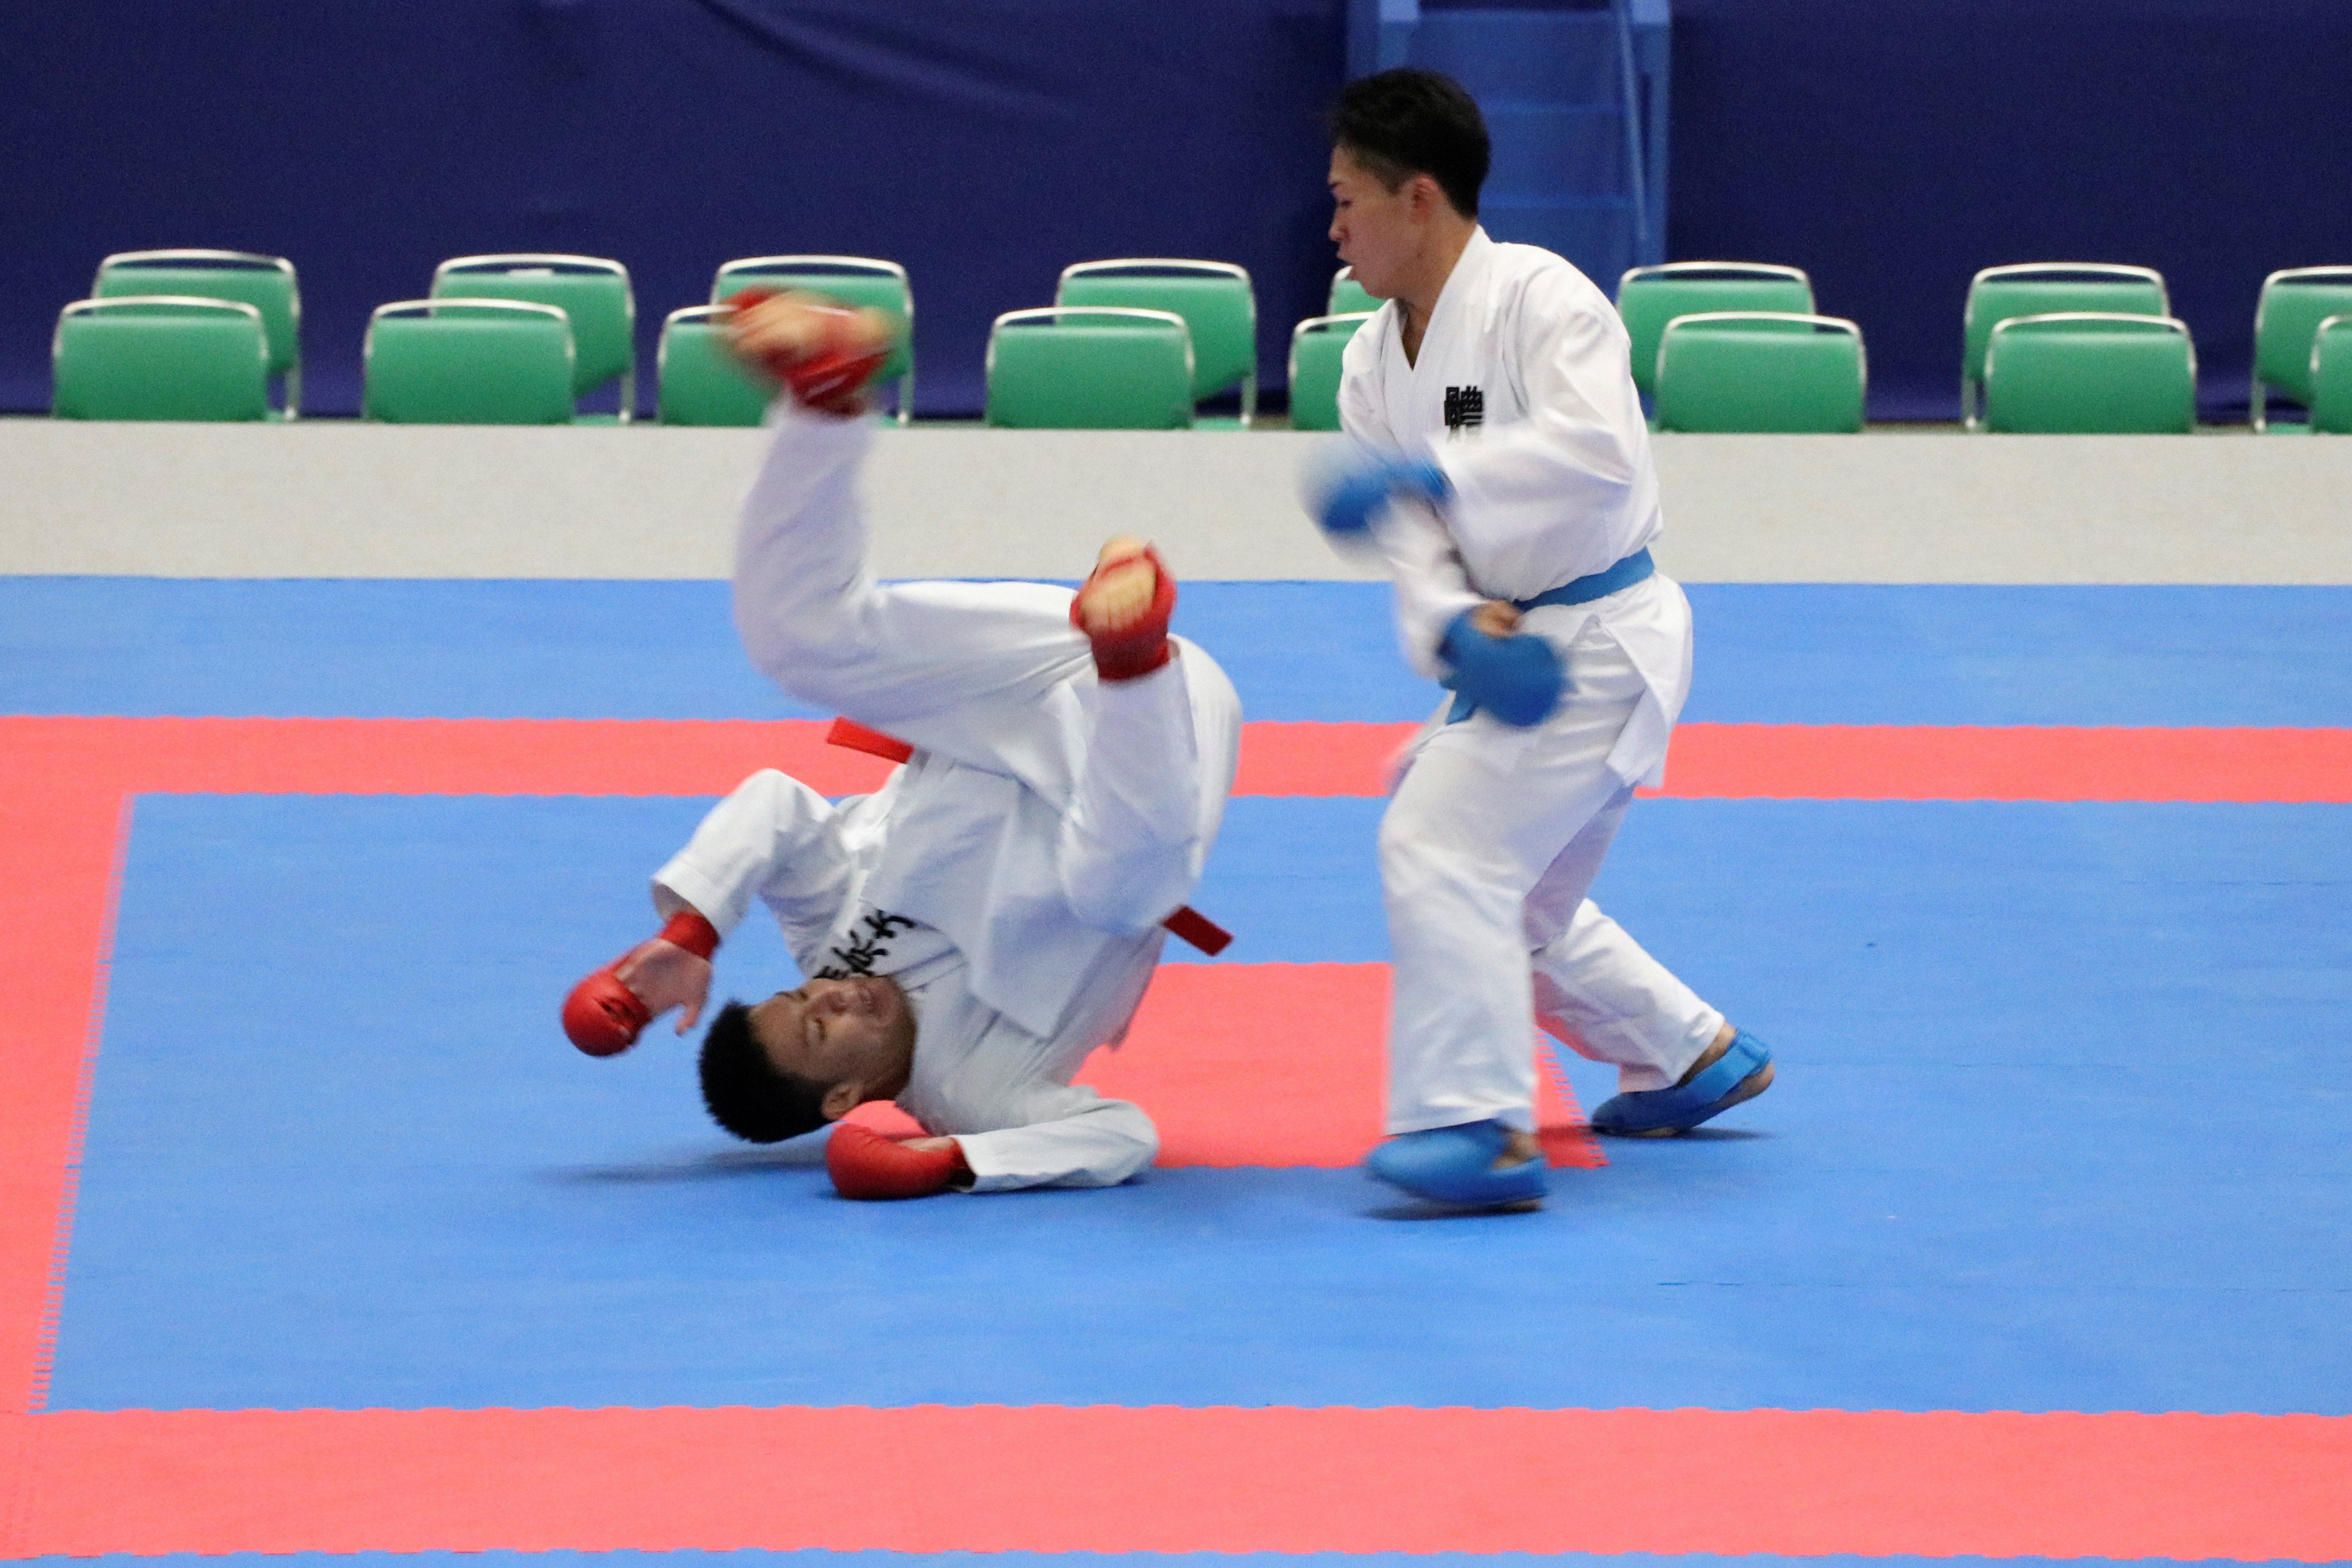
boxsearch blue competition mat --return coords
[44,793,2352,1416]
[5,578,2352,724]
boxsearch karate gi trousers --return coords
[1381,599,1725,1135]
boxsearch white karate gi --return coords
[1338,228,1724,1134]
[652,405,1242,1190]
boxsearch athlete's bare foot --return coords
[1075,536,1161,636]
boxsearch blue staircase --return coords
[1346,0,1669,290]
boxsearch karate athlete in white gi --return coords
[561,293,1241,1199]
[1311,68,1775,1210]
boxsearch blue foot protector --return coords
[1590,1029,1775,1137]
[1366,1119,1551,1207]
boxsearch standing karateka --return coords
[1310,68,1775,1210]
[562,293,1241,1198]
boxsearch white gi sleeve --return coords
[651,768,865,968]
[1424,264,1653,589]
[1337,317,1482,681]
[1369,503,1484,682]
[954,1083,1160,1192]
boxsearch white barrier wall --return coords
[3,420,2348,583]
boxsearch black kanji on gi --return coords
[816,910,919,978]
[1444,385,1485,430]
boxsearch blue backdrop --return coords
[3,0,2346,420]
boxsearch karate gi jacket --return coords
[1339,227,1695,786]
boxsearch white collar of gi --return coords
[1400,224,1493,373]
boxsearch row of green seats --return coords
[51,250,2352,432]
[55,251,301,421]
[966,261,1260,429]
[56,250,1275,428]
[677,259,1262,430]
[513,256,917,427]
[1611,261,2352,434]
[51,252,922,425]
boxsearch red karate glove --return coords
[561,910,719,1057]
[723,288,891,417]
[827,1122,972,1199]
[1070,543,1176,681]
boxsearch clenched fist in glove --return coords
[827,1122,972,1199]
[562,909,720,1057]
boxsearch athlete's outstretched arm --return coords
[954,1083,1160,1191]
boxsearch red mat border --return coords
[2,714,2349,801]
[6,1404,2351,1561]
[4,715,2348,1560]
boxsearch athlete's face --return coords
[750,976,910,1086]
[1327,146,1416,301]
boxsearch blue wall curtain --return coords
[4,0,2346,419]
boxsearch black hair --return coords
[1329,67,1490,219]
[698,999,833,1144]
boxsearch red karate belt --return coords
[825,717,1232,956]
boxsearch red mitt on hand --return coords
[561,964,650,1057]
[561,910,720,1057]
[827,1122,971,1199]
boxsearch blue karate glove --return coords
[1439,608,1566,727]
[1308,453,1452,544]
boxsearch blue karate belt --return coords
[1446,547,1655,723]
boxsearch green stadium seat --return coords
[656,305,770,427]
[2312,314,2352,435]
[1329,267,1378,318]
[363,299,576,425]
[1653,313,1866,433]
[1963,264,2167,428]
[1981,313,2196,434]
[51,296,271,422]
[1057,260,1255,425]
[431,255,634,419]
[2251,267,2352,431]
[985,307,1193,430]
[1615,262,1814,401]
[1288,313,1374,432]
[711,256,914,424]
[93,250,301,416]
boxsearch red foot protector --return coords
[560,911,719,1057]
[1070,544,1176,681]
[722,288,889,416]
[826,1121,970,1198]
